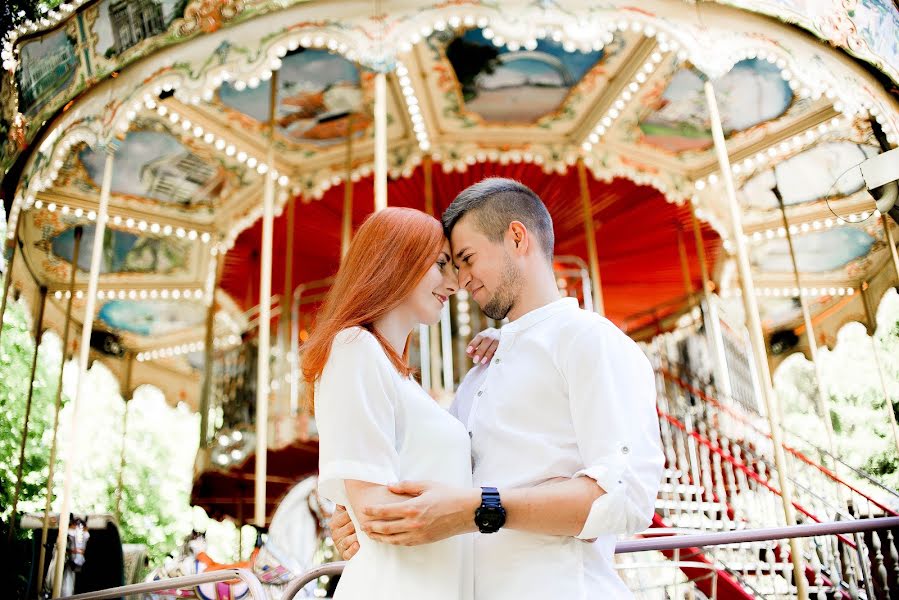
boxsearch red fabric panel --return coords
[221,162,721,326]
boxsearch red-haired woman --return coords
[302,207,475,599]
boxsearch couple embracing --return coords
[302,178,664,599]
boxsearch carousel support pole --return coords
[7,285,47,545]
[114,352,134,522]
[675,224,695,300]
[0,214,24,352]
[37,226,81,597]
[254,69,278,528]
[704,80,808,599]
[690,202,732,397]
[54,144,115,598]
[342,114,355,259]
[199,255,220,449]
[576,157,604,316]
[859,282,899,454]
[423,155,442,392]
[419,324,431,390]
[440,304,454,392]
[281,196,296,413]
[374,71,388,212]
[423,154,435,217]
[773,186,841,463]
[883,212,899,282]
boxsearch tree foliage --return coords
[775,289,899,492]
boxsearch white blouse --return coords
[451,298,664,600]
[316,327,473,600]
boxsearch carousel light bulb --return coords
[162,224,173,235]
[201,232,211,243]
[138,221,148,231]
[247,157,257,168]
[225,145,236,156]
[73,207,83,217]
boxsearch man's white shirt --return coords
[449,298,664,599]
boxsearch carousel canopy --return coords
[0,0,897,415]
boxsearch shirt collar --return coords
[502,297,579,334]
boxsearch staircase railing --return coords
[279,518,899,600]
[653,366,899,598]
[57,568,267,600]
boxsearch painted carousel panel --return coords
[51,225,190,275]
[15,27,80,118]
[444,28,607,123]
[638,58,793,153]
[92,0,189,61]
[751,226,875,273]
[216,48,372,147]
[741,142,882,209]
[98,299,206,336]
[77,130,227,208]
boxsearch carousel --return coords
[1,0,898,598]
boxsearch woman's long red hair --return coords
[301,207,444,411]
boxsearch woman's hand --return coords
[329,504,359,560]
[466,327,500,365]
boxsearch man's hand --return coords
[360,481,480,546]
[329,505,360,560]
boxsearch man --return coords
[329,178,664,598]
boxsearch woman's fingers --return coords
[337,532,359,559]
[479,338,500,363]
[329,504,351,531]
[344,540,360,559]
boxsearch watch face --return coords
[475,506,506,531]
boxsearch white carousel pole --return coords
[255,71,278,528]
[53,145,115,598]
[704,80,808,599]
[576,157,605,316]
[374,71,388,212]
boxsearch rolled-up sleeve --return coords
[565,322,664,539]
[315,328,400,507]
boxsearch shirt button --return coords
[477,390,483,396]
[494,358,501,364]
[621,446,630,454]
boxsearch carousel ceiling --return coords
[0,0,896,407]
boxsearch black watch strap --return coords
[481,486,501,507]
[475,486,506,534]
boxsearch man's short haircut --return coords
[441,177,555,260]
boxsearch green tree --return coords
[775,289,899,492]
[51,364,199,567]
[0,298,63,599]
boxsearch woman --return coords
[302,207,473,599]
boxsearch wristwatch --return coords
[474,486,506,534]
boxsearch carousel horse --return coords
[42,514,90,599]
[146,475,332,600]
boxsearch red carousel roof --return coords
[222,162,722,326]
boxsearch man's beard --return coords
[481,253,522,321]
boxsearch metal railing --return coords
[280,517,899,599]
[57,568,267,600]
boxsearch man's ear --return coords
[508,221,528,254]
